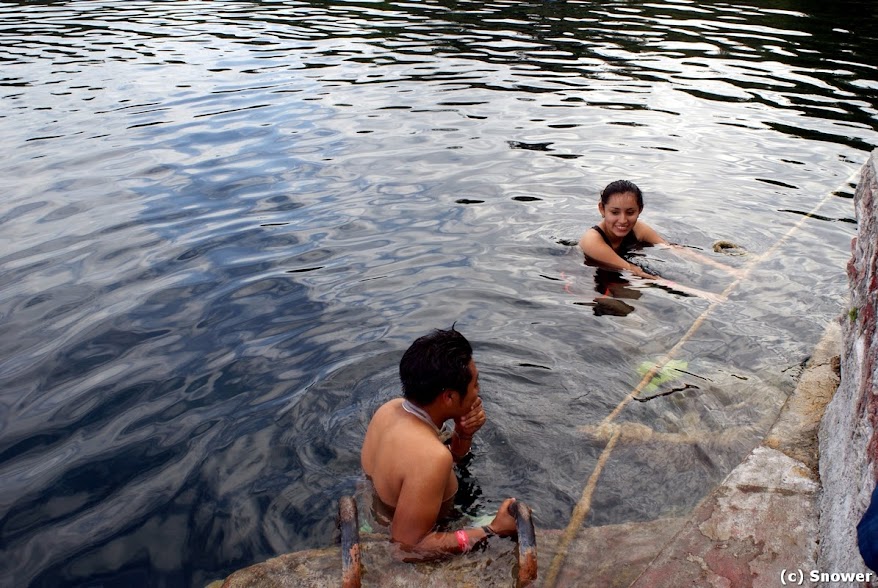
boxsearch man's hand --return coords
[489,498,518,537]
[454,397,486,439]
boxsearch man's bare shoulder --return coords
[365,398,448,456]
[372,397,404,420]
[396,440,453,486]
[362,398,452,484]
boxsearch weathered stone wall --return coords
[818,149,878,575]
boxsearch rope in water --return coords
[543,166,863,588]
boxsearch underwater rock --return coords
[712,240,747,255]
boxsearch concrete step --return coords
[210,517,686,588]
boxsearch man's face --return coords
[457,359,480,413]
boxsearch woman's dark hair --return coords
[600,179,644,210]
[400,328,473,406]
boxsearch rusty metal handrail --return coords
[510,500,538,587]
[337,495,537,587]
[338,496,361,588]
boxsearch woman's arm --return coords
[667,245,745,278]
[579,228,656,279]
[632,222,667,246]
[634,223,743,278]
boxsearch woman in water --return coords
[579,179,741,302]
[579,179,664,279]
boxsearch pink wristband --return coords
[455,529,470,552]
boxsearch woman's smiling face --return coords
[599,191,642,240]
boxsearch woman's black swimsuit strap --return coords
[592,225,639,252]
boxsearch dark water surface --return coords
[1,0,875,586]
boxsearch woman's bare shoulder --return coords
[579,226,603,249]
[634,221,666,245]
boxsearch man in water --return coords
[360,327,517,559]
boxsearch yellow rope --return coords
[543,424,622,588]
[543,166,862,588]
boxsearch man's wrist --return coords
[454,527,496,554]
[450,445,470,460]
[454,428,473,440]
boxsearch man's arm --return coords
[392,448,483,559]
[390,446,517,560]
[400,498,518,561]
[391,447,452,549]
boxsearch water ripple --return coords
[0,0,873,586]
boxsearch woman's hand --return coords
[627,263,657,280]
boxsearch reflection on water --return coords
[591,268,642,317]
[0,0,874,586]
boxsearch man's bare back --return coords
[361,398,458,508]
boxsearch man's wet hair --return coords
[400,327,473,406]
[600,179,644,210]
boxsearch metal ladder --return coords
[338,496,537,587]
